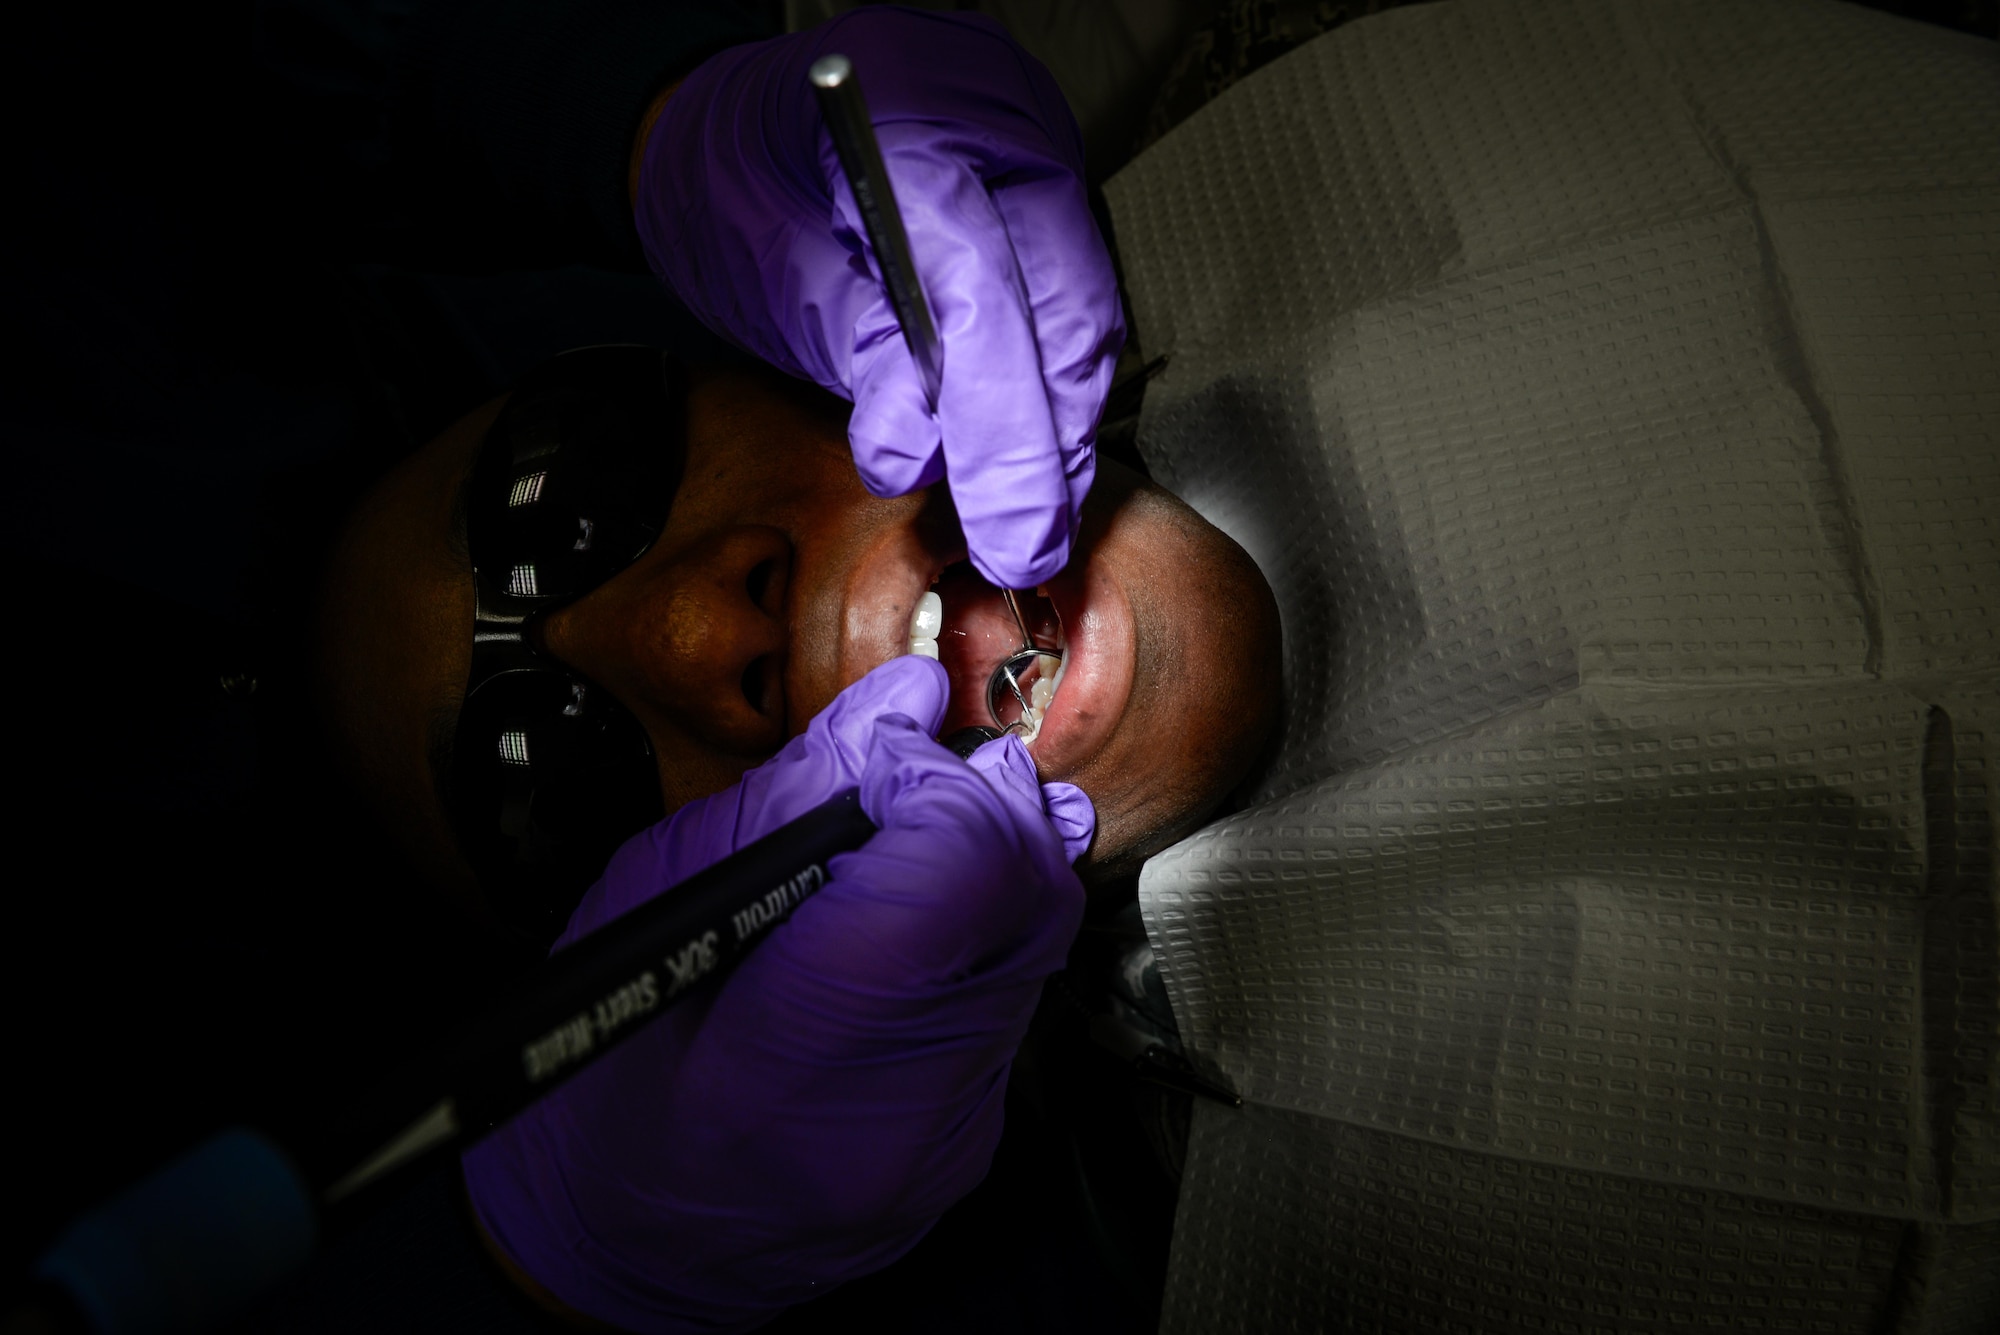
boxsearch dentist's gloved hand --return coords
[463,657,1092,1333]
[635,9,1125,591]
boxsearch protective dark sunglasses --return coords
[445,346,687,943]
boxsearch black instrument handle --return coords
[312,790,878,1216]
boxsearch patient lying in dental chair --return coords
[314,357,1283,925]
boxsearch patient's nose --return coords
[543,525,793,757]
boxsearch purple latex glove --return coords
[635,9,1125,591]
[464,657,1092,1332]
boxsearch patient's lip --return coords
[831,523,1134,782]
[1021,559,1134,780]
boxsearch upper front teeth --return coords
[907,590,943,659]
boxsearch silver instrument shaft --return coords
[809,53,943,411]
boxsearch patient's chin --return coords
[1055,473,1283,874]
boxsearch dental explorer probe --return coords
[992,589,1059,739]
[810,57,1064,738]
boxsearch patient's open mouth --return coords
[832,514,1133,782]
[913,564,1065,739]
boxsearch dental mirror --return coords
[987,589,1063,741]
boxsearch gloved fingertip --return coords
[849,367,943,498]
[1039,782,1096,865]
[885,649,951,685]
[965,539,1065,595]
[963,732,1036,787]
[855,703,983,829]
[1066,461,1095,532]
[870,654,952,723]
[825,655,950,742]
[964,742,1094,864]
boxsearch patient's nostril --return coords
[746,558,777,613]
[741,654,772,717]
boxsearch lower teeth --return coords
[1028,653,1069,741]
[997,651,1064,743]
